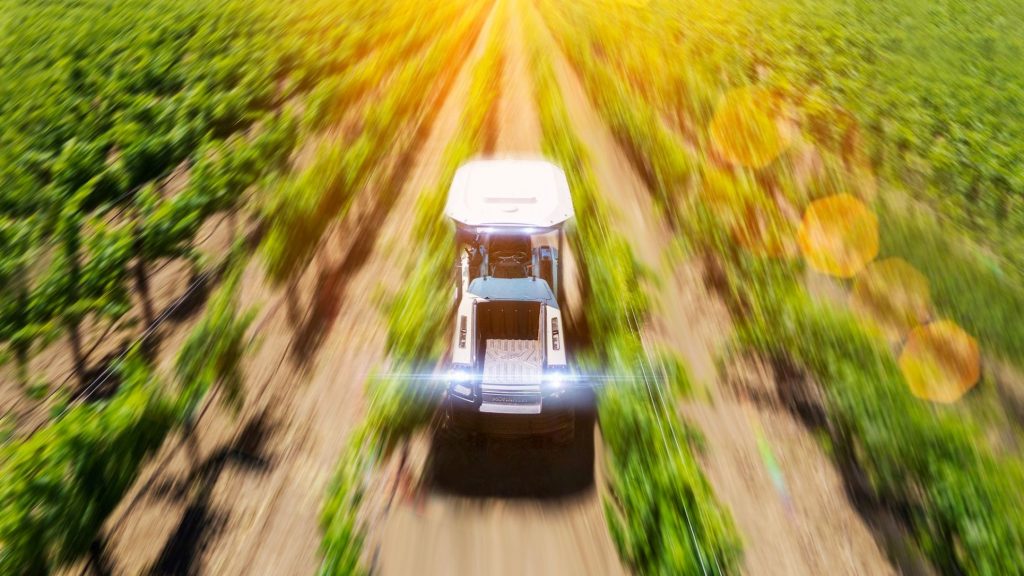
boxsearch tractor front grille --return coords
[481,392,542,406]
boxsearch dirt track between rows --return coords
[368,4,625,574]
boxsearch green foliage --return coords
[175,250,257,421]
[528,38,648,345]
[545,0,1024,272]
[0,0,322,386]
[386,248,456,363]
[736,267,1024,574]
[602,383,741,575]
[878,196,1024,364]
[734,0,1024,267]
[657,349,696,398]
[0,0,290,216]
[0,246,261,572]
[318,429,375,576]
[363,371,442,457]
[0,217,43,382]
[0,353,176,573]
[310,168,449,567]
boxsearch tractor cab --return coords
[442,158,576,438]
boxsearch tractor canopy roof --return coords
[444,158,574,229]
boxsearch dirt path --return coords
[370,6,625,575]
[96,11,494,575]
[533,4,896,574]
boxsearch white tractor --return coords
[442,158,576,441]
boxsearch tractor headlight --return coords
[544,368,572,393]
[447,367,475,398]
[447,368,473,383]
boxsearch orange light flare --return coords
[899,320,981,404]
[851,258,932,340]
[798,193,879,278]
[700,167,797,258]
[709,86,793,169]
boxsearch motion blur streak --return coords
[2,0,1023,575]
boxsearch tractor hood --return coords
[444,158,574,228]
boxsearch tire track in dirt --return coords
[98,9,495,574]
[370,5,624,575]
[532,2,896,574]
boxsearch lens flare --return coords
[709,86,790,168]
[851,258,932,337]
[798,194,878,278]
[899,320,980,403]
